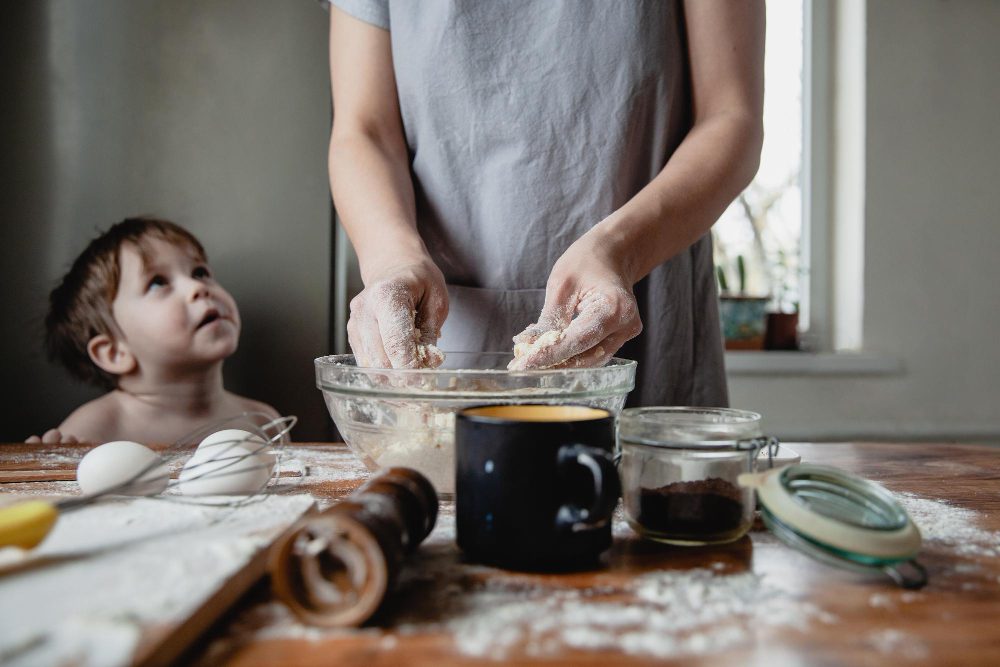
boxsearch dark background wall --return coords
[0,0,334,440]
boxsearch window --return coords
[713,1,805,334]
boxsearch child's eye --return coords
[146,275,168,292]
[192,265,212,279]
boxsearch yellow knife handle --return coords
[0,500,59,549]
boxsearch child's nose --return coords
[187,279,211,301]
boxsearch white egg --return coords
[178,443,272,495]
[76,441,169,496]
[197,429,276,474]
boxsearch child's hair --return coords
[45,217,207,389]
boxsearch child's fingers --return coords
[40,429,63,444]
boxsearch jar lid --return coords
[739,464,926,589]
[620,435,774,452]
[618,407,766,451]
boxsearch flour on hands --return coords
[509,286,638,370]
[347,265,448,369]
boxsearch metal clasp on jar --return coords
[735,436,781,469]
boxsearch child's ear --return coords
[87,334,136,376]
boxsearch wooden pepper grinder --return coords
[269,467,438,627]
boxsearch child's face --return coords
[111,237,241,373]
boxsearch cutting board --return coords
[0,493,314,667]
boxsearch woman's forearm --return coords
[593,109,763,285]
[589,0,765,286]
[329,131,428,284]
[327,6,431,286]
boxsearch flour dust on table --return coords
[0,495,314,667]
[200,488,1000,661]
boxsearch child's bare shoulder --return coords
[229,393,280,421]
[59,393,126,443]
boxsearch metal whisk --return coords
[0,412,296,549]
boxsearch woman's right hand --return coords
[347,255,449,368]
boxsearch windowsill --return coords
[725,350,903,376]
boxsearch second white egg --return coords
[178,443,272,495]
[197,428,276,474]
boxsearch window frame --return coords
[801,0,832,352]
[727,0,899,375]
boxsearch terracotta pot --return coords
[764,312,799,350]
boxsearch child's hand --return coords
[25,429,79,445]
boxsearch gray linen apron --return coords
[329,0,728,407]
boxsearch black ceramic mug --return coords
[455,404,620,570]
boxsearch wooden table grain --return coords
[2,441,999,666]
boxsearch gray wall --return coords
[1,1,333,440]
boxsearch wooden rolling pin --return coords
[269,467,438,627]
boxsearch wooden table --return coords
[3,441,999,666]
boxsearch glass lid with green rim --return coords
[739,463,927,589]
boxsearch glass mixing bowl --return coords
[315,352,637,496]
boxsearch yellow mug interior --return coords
[461,405,610,422]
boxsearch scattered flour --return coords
[206,488,1000,661]
[868,590,925,610]
[278,446,370,485]
[866,629,930,659]
[898,493,1000,558]
[868,593,894,609]
[3,447,84,468]
[445,568,833,660]
[0,494,314,667]
[213,507,835,661]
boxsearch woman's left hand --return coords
[508,229,643,370]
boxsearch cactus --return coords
[716,265,729,293]
[736,255,747,295]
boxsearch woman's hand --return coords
[347,255,449,369]
[509,230,642,370]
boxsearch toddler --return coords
[27,217,278,444]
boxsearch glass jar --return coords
[618,407,772,545]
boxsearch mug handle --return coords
[554,444,621,533]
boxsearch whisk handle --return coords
[0,500,59,549]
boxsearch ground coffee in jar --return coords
[636,478,749,543]
[618,407,770,545]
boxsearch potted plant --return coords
[714,171,802,352]
[717,255,770,350]
[764,248,800,351]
